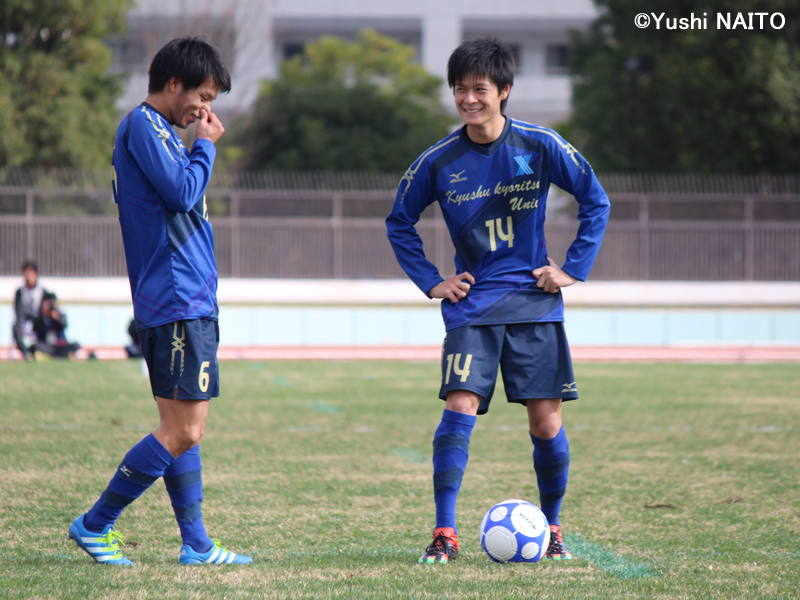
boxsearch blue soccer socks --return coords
[68,514,134,565]
[163,445,214,553]
[83,434,175,533]
[432,409,476,534]
[530,426,570,527]
[180,539,253,565]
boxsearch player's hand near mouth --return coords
[195,109,225,145]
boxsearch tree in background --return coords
[238,30,455,171]
[0,0,129,168]
[564,0,800,173]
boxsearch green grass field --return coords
[1,360,798,599]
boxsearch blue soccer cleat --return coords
[68,514,134,565]
[180,539,253,565]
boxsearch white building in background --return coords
[110,0,597,126]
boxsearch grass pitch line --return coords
[564,533,654,579]
[389,446,428,465]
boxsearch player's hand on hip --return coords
[533,257,576,294]
[195,109,225,144]
[429,271,475,304]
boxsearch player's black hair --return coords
[447,38,515,112]
[21,260,38,272]
[148,36,231,94]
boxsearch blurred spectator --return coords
[12,261,81,360]
[125,318,143,358]
[31,292,80,359]
[12,260,46,361]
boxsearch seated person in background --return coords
[125,318,143,358]
[31,292,81,359]
[12,260,46,361]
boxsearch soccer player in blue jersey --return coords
[386,38,610,564]
[68,37,251,566]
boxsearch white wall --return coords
[116,0,597,125]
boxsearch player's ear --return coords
[169,77,182,93]
[499,85,511,101]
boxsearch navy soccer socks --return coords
[84,433,174,533]
[530,426,570,526]
[163,445,214,553]
[432,409,476,533]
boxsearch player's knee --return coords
[184,425,205,448]
[529,411,562,439]
[171,424,204,454]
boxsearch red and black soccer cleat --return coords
[545,524,573,560]
[418,527,460,564]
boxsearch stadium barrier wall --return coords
[2,278,799,361]
[2,172,800,281]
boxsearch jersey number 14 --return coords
[485,217,514,251]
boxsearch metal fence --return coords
[1,170,799,280]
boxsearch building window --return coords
[507,44,521,69]
[283,42,304,60]
[106,14,236,74]
[545,44,570,75]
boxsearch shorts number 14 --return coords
[445,353,473,384]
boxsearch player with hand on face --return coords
[386,38,610,564]
[68,36,251,566]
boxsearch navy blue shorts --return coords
[139,319,220,401]
[439,322,578,415]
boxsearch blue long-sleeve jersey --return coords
[386,117,610,331]
[112,103,219,329]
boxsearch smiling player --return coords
[68,37,251,566]
[386,38,610,564]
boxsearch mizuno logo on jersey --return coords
[514,155,534,176]
[449,170,468,183]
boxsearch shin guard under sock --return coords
[163,445,213,553]
[432,409,476,534]
[84,434,174,533]
[530,426,570,526]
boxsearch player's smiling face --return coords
[169,76,219,129]
[454,73,510,131]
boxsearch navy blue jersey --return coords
[112,103,219,329]
[386,117,610,331]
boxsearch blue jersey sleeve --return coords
[386,159,444,297]
[127,110,216,214]
[546,132,610,282]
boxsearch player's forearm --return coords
[162,142,216,213]
[386,224,443,296]
[563,193,610,280]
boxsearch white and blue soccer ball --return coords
[479,499,550,563]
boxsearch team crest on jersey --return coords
[514,155,534,176]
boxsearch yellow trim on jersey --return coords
[511,121,587,174]
[398,133,460,202]
[141,105,181,163]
